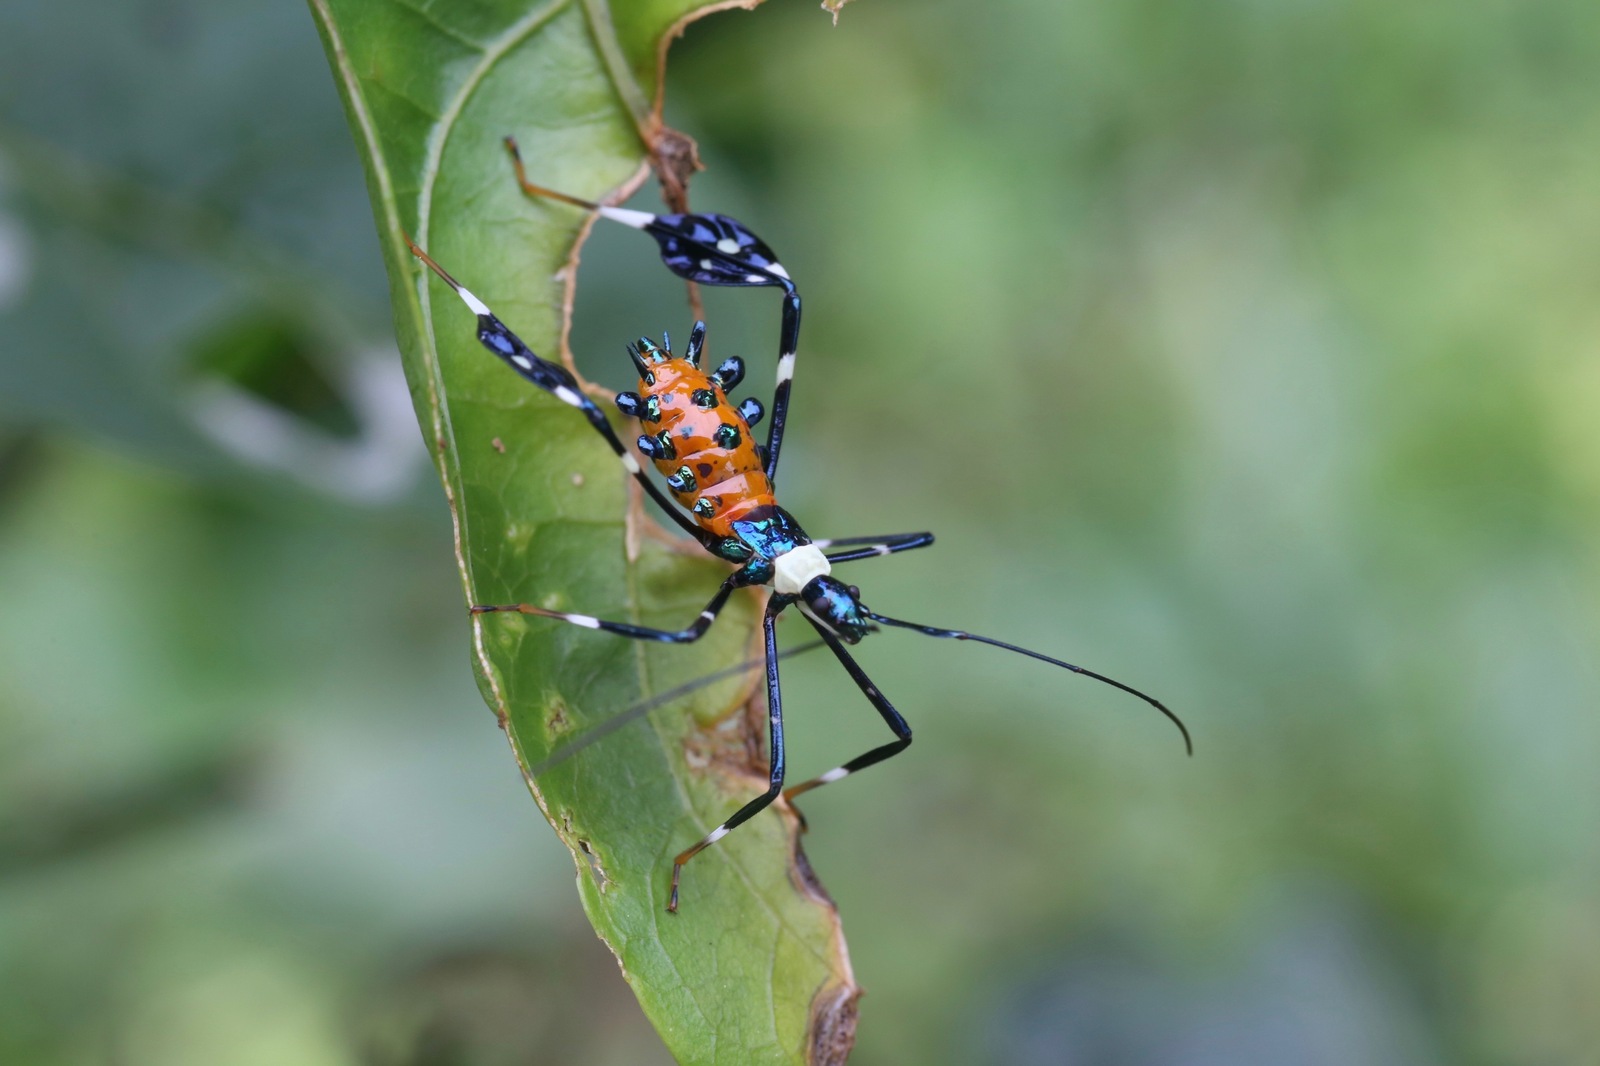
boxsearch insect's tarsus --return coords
[504,136,600,210]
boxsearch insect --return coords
[404,141,1190,911]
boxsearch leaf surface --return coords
[307,1,858,1062]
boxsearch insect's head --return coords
[800,575,873,644]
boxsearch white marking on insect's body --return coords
[772,544,830,596]
[874,544,891,556]
[699,259,714,270]
[768,263,790,280]
[598,205,653,229]
[511,354,533,369]
[746,274,765,284]
[567,614,601,629]
[776,353,796,383]
[715,238,741,254]
[704,825,730,844]
[553,385,584,407]
[620,453,641,473]
[456,287,492,317]
[819,767,849,783]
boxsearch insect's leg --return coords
[502,140,804,477]
[668,596,789,913]
[818,531,936,564]
[811,532,928,549]
[504,137,601,211]
[504,136,662,231]
[500,141,803,481]
[403,236,716,549]
[762,287,801,483]
[473,574,743,644]
[782,620,913,825]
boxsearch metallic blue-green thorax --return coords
[713,506,813,585]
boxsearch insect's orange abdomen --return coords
[640,359,771,537]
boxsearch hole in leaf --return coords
[577,839,609,889]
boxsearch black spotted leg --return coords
[782,618,913,829]
[504,138,803,483]
[816,531,936,564]
[669,595,790,913]
[471,573,744,644]
[760,290,801,482]
[403,236,716,549]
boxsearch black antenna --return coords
[865,611,1192,755]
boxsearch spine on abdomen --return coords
[637,359,773,537]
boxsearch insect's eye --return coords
[848,586,860,598]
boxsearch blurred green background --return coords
[4,0,1600,1063]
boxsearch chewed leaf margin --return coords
[306,1,861,1063]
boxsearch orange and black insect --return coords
[405,143,1190,912]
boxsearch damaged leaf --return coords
[307,0,858,1062]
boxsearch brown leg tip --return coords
[668,864,684,913]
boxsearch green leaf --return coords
[306,2,859,1063]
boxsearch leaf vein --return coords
[414,0,573,254]
[580,0,652,128]
[383,0,488,50]
[362,74,445,127]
